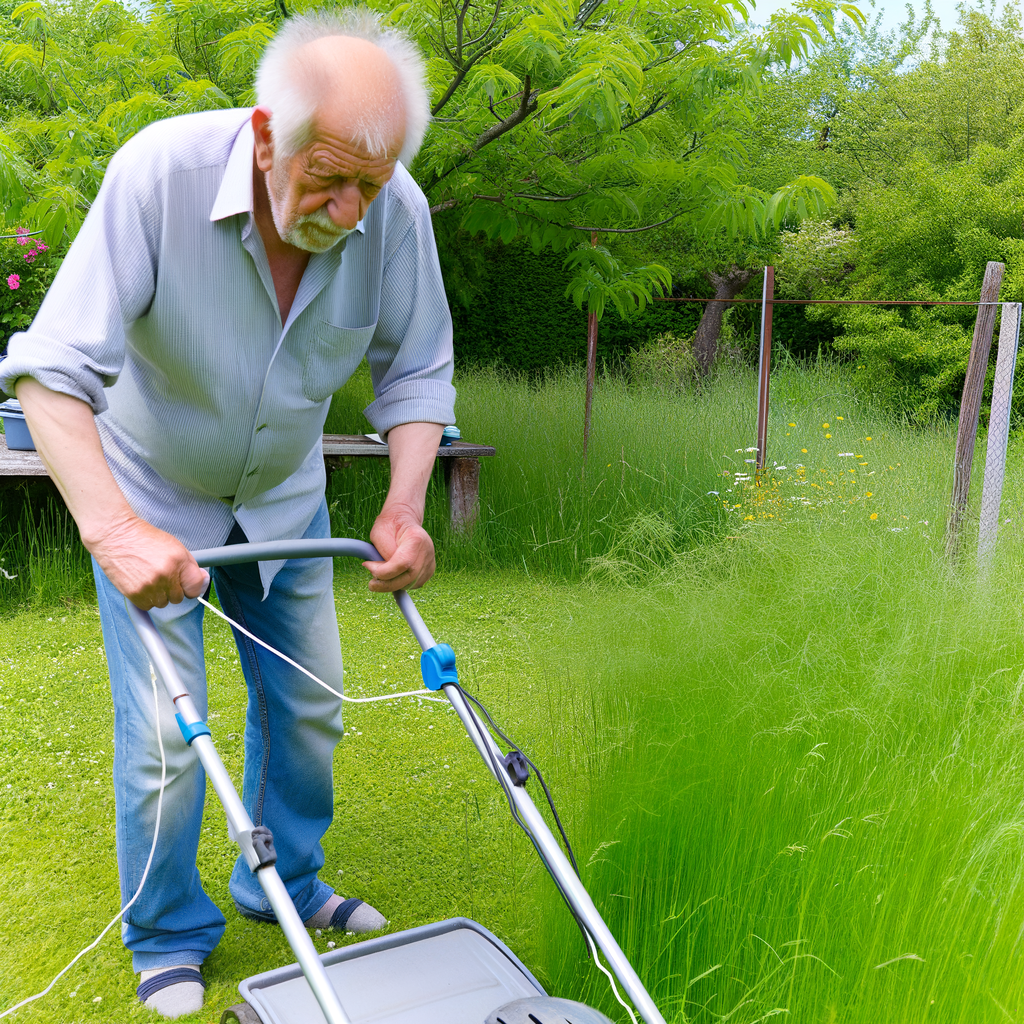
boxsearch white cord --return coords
[196,595,448,704]
[0,663,167,1018]
[584,929,640,1024]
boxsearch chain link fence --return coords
[978,303,1022,569]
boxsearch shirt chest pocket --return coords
[302,322,377,403]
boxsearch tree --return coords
[0,0,860,324]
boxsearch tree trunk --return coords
[693,267,758,375]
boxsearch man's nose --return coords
[325,182,363,230]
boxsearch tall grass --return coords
[530,411,1024,1023]
[0,491,93,611]
[327,362,761,576]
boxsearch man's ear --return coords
[252,106,275,173]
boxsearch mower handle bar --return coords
[190,538,436,652]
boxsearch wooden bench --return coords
[0,433,495,533]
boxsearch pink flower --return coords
[34,242,48,253]
[22,253,35,263]
[7,274,20,289]
[15,228,29,246]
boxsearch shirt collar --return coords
[209,111,365,234]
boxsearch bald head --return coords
[255,9,430,167]
[292,35,406,162]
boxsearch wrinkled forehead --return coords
[302,133,398,182]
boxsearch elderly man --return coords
[0,9,452,1019]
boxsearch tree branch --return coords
[429,198,461,215]
[430,46,493,116]
[564,208,691,233]
[472,75,538,149]
[621,95,669,131]
[422,78,539,193]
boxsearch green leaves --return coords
[563,243,672,319]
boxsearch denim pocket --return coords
[302,322,375,403]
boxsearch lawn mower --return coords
[128,538,667,1024]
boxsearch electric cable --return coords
[198,596,447,704]
[584,930,639,1024]
[0,661,168,1018]
[451,683,594,958]
[457,686,579,874]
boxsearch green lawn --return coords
[0,565,582,1023]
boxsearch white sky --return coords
[747,0,1005,37]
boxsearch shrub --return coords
[0,227,58,349]
[627,330,702,393]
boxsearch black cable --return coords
[458,686,580,875]
[452,684,593,957]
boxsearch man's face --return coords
[266,126,399,253]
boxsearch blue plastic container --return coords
[440,425,461,447]
[0,399,35,451]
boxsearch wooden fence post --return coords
[755,266,774,477]
[583,231,599,460]
[945,260,1004,560]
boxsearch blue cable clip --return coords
[175,713,212,745]
[420,643,458,691]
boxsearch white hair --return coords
[255,8,430,167]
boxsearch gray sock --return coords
[304,893,344,929]
[304,894,388,932]
[138,964,204,1019]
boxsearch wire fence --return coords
[979,303,1022,569]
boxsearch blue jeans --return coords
[94,501,345,971]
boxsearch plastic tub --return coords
[0,399,35,451]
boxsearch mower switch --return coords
[420,643,458,690]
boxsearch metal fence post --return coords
[755,266,774,476]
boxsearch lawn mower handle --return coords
[191,538,437,652]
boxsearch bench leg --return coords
[444,457,480,533]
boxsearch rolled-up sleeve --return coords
[362,175,456,435]
[0,141,160,411]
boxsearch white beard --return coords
[266,171,354,253]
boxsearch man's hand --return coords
[362,421,445,592]
[87,512,210,610]
[364,505,436,592]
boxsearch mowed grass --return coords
[0,565,582,1023]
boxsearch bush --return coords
[627,330,702,392]
[0,228,59,349]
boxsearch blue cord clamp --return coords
[175,713,212,745]
[421,643,458,691]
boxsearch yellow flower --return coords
[865,491,873,497]
[865,436,872,441]
[788,422,796,427]
[870,513,878,520]
[825,433,832,438]
[837,416,843,421]
[802,448,808,453]
[822,423,829,428]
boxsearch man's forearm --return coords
[382,421,445,521]
[363,421,444,591]
[13,376,208,608]
[14,377,136,546]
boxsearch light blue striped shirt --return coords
[0,108,455,590]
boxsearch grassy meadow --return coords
[4,362,1024,1022]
